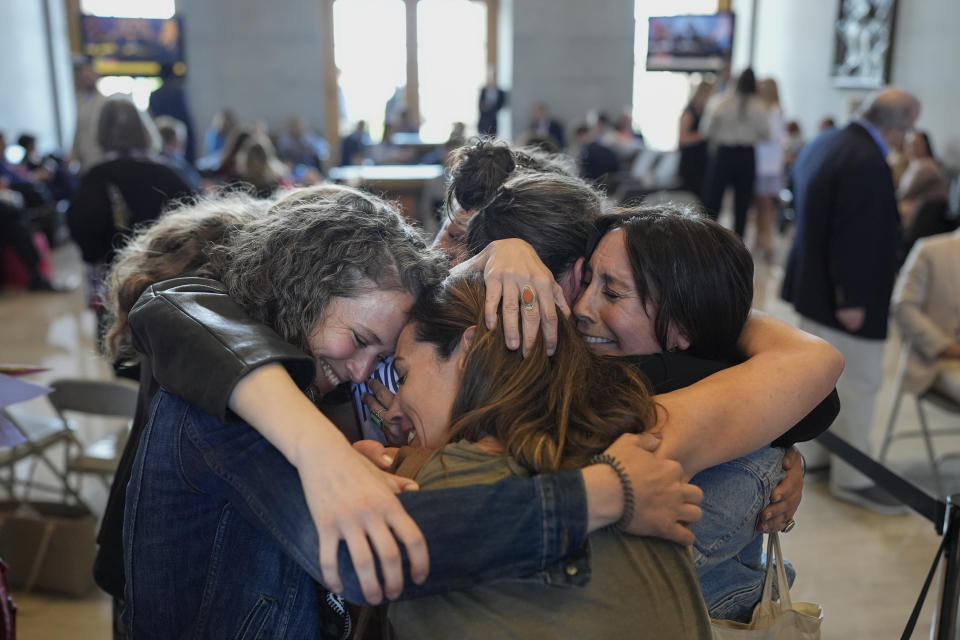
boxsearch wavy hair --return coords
[410,273,657,473]
[105,185,448,362]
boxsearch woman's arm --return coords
[653,312,844,478]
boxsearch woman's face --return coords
[307,289,414,398]
[573,229,688,356]
[392,323,464,448]
[907,132,928,159]
[431,209,475,266]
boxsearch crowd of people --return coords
[3,51,960,639]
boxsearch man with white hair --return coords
[782,88,921,513]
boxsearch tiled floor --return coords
[1,235,958,639]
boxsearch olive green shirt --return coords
[389,440,712,639]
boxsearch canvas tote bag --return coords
[711,533,822,639]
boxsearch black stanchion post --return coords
[935,494,960,640]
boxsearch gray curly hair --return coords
[105,185,448,361]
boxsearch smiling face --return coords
[573,229,689,356]
[392,323,465,448]
[306,289,414,398]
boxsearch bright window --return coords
[633,0,717,150]
[416,0,487,142]
[334,0,407,141]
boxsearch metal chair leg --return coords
[880,386,907,463]
[916,396,945,499]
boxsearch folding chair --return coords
[0,409,86,509]
[878,341,960,498]
[45,379,138,495]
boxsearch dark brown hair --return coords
[410,273,657,472]
[593,204,753,362]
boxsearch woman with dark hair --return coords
[431,138,577,265]
[575,205,813,621]
[701,68,770,237]
[898,129,949,226]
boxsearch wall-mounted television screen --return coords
[81,15,185,76]
[646,13,734,72]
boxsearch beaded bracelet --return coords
[589,453,634,531]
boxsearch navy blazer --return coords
[781,123,900,340]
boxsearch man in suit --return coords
[782,88,920,513]
[478,75,506,136]
[892,230,960,403]
[529,102,566,149]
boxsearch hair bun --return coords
[449,138,516,211]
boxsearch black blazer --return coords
[781,123,900,340]
[478,88,506,135]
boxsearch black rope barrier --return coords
[815,431,959,639]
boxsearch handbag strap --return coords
[760,533,794,610]
[901,534,948,640]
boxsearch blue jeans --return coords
[123,391,589,638]
[691,446,795,621]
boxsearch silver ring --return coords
[781,518,797,534]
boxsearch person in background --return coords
[573,123,620,192]
[783,120,805,177]
[70,57,107,174]
[277,115,329,173]
[753,78,786,260]
[0,197,59,292]
[340,120,370,166]
[154,116,201,192]
[892,229,960,405]
[782,88,920,514]
[67,96,194,340]
[232,134,291,198]
[701,68,770,238]
[897,130,949,226]
[678,79,714,201]
[202,108,238,159]
[818,117,836,132]
[529,102,565,150]
[478,72,506,136]
[148,63,196,163]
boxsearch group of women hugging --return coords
[96,138,842,639]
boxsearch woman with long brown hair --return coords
[386,270,831,638]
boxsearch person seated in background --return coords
[155,116,201,192]
[573,123,620,192]
[897,130,950,226]
[892,229,960,404]
[203,108,238,159]
[528,101,565,149]
[340,120,370,166]
[0,196,59,291]
[277,115,329,173]
[818,116,836,132]
[230,134,291,198]
[0,132,55,209]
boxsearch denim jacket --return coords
[124,390,589,638]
